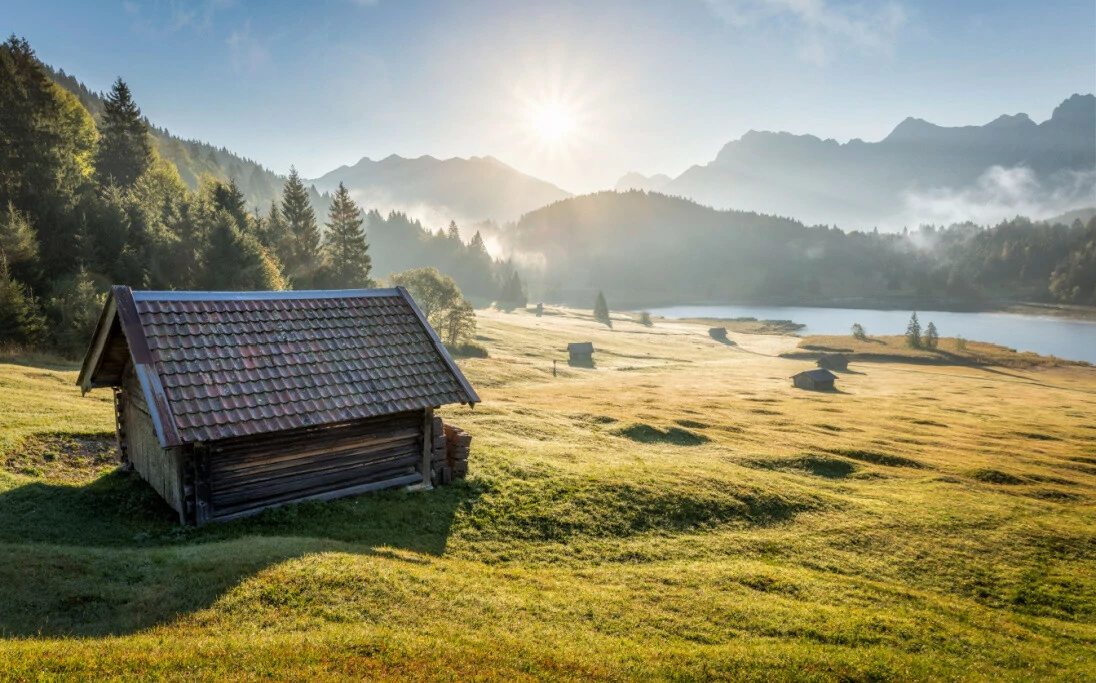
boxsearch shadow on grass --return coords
[0,469,479,638]
[614,423,708,446]
[745,454,856,479]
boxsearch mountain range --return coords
[49,59,1094,233]
[619,94,1096,231]
[308,155,571,224]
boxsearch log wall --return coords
[122,371,185,523]
[196,409,428,523]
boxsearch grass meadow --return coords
[1,307,1094,680]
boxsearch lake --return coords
[646,305,1096,364]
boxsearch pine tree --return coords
[200,211,286,291]
[280,167,322,288]
[262,199,292,261]
[594,290,611,328]
[95,78,153,189]
[447,220,461,242]
[322,182,373,288]
[0,202,39,276]
[924,322,939,350]
[502,271,526,308]
[47,266,105,357]
[210,178,249,231]
[1,37,96,280]
[469,230,487,254]
[905,312,922,349]
[0,256,47,347]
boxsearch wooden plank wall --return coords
[202,409,427,522]
[122,372,184,522]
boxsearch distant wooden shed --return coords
[709,327,728,341]
[816,354,849,371]
[568,342,594,363]
[792,368,837,391]
[77,286,479,525]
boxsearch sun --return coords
[530,104,573,143]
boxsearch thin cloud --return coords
[703,0,907,65]
[896,166,1096,228]
[126,0,235,37]
[227,20,269,74]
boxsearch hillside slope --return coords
[499,190,1096,307]
[1,311,1095,679]
[46,66,327,215]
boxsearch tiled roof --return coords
[568,342,594,353]
[79,287,479,446]
[797,369,838,381]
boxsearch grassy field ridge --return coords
[1,308,1094,680]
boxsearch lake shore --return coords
[629,297,1096,321]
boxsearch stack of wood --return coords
[444,423,471,479]
[429,417,472,486]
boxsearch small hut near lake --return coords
[568,342,594,364]
[816,354,850,371]
[77,286,479,525]
[709,327,728,341]
[792,368,837,391]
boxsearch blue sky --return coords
[6,0,1094,192]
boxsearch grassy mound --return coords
[613,423,708,446]
[745,454,858,479]
[824,448,925,469]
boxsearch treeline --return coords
[363,211,526,304]
[43,63,322,214]
[503,190,1096,307]
[0,37,525,357]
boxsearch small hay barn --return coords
[792,368,837,391]
[77,286,479,525]
[568,342,594,363]
[816,354,849,371]
[709,327,728,341]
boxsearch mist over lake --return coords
[649,305,1096,364]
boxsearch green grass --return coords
[1,308,1095,680]
[787,334,1092,369]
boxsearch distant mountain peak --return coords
[1050,93,1095,124]
[311,153,571,223]
[986,112,1034,128]
[883,116,941,142]
[659,94,1095,231]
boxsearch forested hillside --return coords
[0,38,527,357]
[502,191,1096,307]
[44,65,327,215]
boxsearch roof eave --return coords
[76,293,120,395]
[395,285,481,406]
[111,285,184,448]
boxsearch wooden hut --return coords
[816,354,849,371]
[77,286,479,525]
[568,342,594,364]
[709,327,728,341]
[792,368,837,391]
